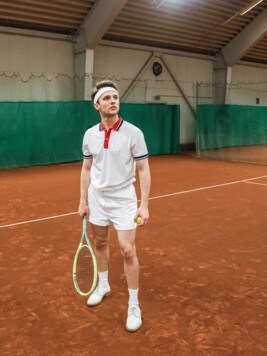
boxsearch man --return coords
[78,80,151,332]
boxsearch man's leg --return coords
[117,229,139,289]
[87,224,111,306]
[91,224,110,272]
[117,229,142,332]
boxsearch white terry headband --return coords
[93,86,118,104]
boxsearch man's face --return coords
[94,91,120,117]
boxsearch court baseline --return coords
[0,174,266,229]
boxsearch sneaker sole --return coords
[87,291,111,307]
[126,321,142,332]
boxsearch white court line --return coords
[0,212,78,229]
[244,181,267,187]
[242,174,267,187]
[0,174,266,229]
[148,180,241,201]
[242,175,267,182]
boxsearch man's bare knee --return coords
[121,246,136,262]
[90,224,109,248]
[94,235,108,249]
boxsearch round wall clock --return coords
[152,61,163,76]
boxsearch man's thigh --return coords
[90,223,110,243]
[117,229,137,250]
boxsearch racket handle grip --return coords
[82,215,87,230]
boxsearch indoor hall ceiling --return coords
[0,0,96,35]
[0,0,266,65]
[106,0,267,64]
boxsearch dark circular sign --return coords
[152,61,163,76]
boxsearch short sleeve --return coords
[131,129,149,161]
[82,132,92,159]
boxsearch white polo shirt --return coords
[82,117,148,191]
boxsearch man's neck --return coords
[101,114,119,130]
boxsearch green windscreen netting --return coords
[0,101,180,169]
[197,104,267,164]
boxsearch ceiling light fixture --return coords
[223,0,263,24]
[240,0,263,15]
[151,0,167,8]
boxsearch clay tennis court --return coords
[1,155,266,355]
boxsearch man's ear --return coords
[94,103,100,111]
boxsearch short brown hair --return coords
[91,80,118,102]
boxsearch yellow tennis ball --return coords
[137,217,142,224]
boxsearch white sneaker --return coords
[87,284,111,307]
[126,305,142,332]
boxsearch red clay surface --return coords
[0,155,267,355]
[199,144,267,165]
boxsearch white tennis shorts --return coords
[88,183,137,230]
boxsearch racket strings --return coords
[76,246,95,293]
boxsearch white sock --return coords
[128,288,139,306]
[98,271,109,288]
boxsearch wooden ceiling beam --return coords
[222,8,267,66]
[77,0,128,49]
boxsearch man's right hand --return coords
[78,201,89,218]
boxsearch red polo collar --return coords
[100,117,123,149]
[100,116,123,132]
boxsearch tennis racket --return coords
[72,216,98,296]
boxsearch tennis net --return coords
[195,82,267,165]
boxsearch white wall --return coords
[94,45,214,144]
[228,64,267,106]
[0,33,74,101]
[1,32,266,144]
[73,51,86,101]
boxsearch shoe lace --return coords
[96,284,108,295]
[96,284,104,294]
[96,285,102,294]
[128,305,140,317]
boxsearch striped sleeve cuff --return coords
[133,153,149,161]
[83,154,93,159]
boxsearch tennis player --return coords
[78,80,151,332]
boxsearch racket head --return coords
[73,244,97,296]
[73,217,98,296]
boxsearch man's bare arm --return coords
[78,158,92,217]
[136,158,151,226]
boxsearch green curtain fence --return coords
[0,101,180,169]
[197,104,267,150]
